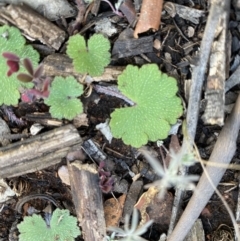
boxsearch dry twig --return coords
[168,93,240,241]
[168,0,230,237]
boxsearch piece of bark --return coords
[134,0,163,38]
[42,54,124,81]
[0,124,82,179]
[167,94,240,241]
[112,35,153,59]
[164,2,205,24]
[121,180,143,222]
[24,113,63,127]
[1,0,77,21]
[0,4,66,50]
[82,139,107,163]
[73,113,89,128]
[201,0,229,126]
[68,161,106,241]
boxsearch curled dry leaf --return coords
[104,194,126,227]
[23,58,34,76]
[134,0,163,38]
[0,179,16,203]
[134,186,159,226]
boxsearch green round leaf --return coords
[51,209,81,240]
[18,208,81,241]
[67,34,111,76]
[18,214,52,241]
[45,76,84,120]
[110,64,183,148]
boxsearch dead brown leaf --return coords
[104,194,126,227]
[134,186,159,226]
[134,0,163,38]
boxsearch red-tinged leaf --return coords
[23,58,34,76]
[2,52,20,62]
[33,64,43,79]
[41,90,49,98]
[21,87,50,103]
[7,60,19,72]
[7,69,13,77]
[42,78,51,92]
[21,89,44,102]
[21,91,36,103]
[17,73,33,82]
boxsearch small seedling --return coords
[1,52,48,103]
[0,25,39,105]
[141,149,199,198]
[109,64,183,148]
[17,58,44,83]
[21,77,50,103]
[17,208,81,241]
[67,34,111,76]
[44,76,84,120]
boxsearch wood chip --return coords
[112,34,153,59]
[0,124,82,178]
[164,2,205,24]
[0,4,66,50]
[1,0,77,21]
[68,161,106,241]
[121,180,143,221]
[201,1,229,125]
